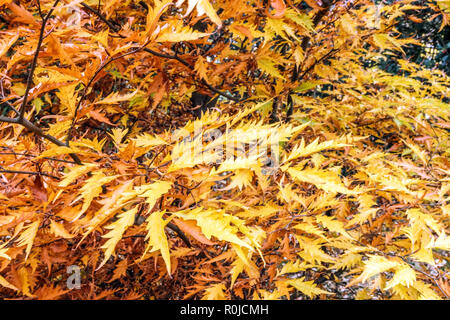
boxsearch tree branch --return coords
[0,114,82,164]
[80,2,120,32]
[0,150,77,163]
[18,0,61,120]
[0,169,60,180]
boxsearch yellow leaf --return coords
[58,163,98,187]
[94,90,138,105]
[210,154,261,175]
[99,207,137,269]
[145,0,172,37]
[202,283,227,300]
[256,57,285,80]
[16,220,40,260]
[177,0,222,26]
[108,128,129,149]
[133,133,167,148]
[221,169,254,191]
[34,66,79,84]
[285,9,314,31]
[194,56,209,80]
[136,181,173,210]
[0,245,11,260]
[80,180,136,241]
[282,278,332,298]
[283,137,351,164]
[173,208,256,252]
[414,280,442,300]
[276,260,310,277]
[315,215,353,239]
[72,137,107,153]
[71,171,118,221]
[156,25,209,42]
[18,267,33,297]
[0,275,18,291]
[0,32,19,58]
[230,255,245,287]
[295,236,335,264]
[287,167,360,195]
[340,13,357,35]
[426,232,450,250]
[402,139,428,165]
[92,29,109,47]
[142,211,172,274]
[50,220,74,239]
[353,255,399,284]
[373,34,405,54]
[385,264,416,290]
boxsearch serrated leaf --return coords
[287,167,360,195]
[0,275,18,291]
[16,220,40,260]
[99,207,137,269]
[177,0,222,26]
[257,57,285,80]
[94,91,138,105]
[201,283,227,300]
[142,211,171,274]
[156,25,209,42]
[354,255,399,284]
[282,278,332,298]
[58,163,98,187]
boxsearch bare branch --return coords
[0,168,60,180]
[80,2,120,32]
[0,115,19,123]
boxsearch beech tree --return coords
[0,0,448,300]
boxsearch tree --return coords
[0,0,448,300]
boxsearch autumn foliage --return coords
[0,0,449,300]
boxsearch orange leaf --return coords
[107,259,128,283]
[88,109,116,126]
[268,0,286,18]
[35,285,69,300]
[230,25,254,41]
[173,218,216,245]
[7,3,39,26]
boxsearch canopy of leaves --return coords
[0,0,448,300]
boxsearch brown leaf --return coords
[30,175,47,203]
[35,285,69,300]
[107,259,128,283]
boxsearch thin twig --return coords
[0,150,77,163]
[0,169,60,180]
[80,2,120,32]
[19,0,61,120]
[79,2,241,102]
[66,45,149,143]
[0,114,82,164]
